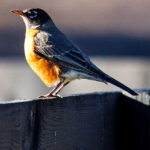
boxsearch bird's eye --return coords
[28,11,38,19]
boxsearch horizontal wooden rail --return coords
[0,89,149,150]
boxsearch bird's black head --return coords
[12,8,53,29]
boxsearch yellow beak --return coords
[11,10,25,16]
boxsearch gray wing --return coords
[34,30,102,76]
[34,31,139,96]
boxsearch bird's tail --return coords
[103,73,138,96]
[87,61,138,96]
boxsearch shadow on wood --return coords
[0,90,149,150]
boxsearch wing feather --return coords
[34,31,98,75]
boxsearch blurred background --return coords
[0,0,150,100]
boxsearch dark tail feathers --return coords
[104,74,138,96]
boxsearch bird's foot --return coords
[38,94,63,99]
[38,95,51,98]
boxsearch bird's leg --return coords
[39,79,70,98]
[52,81,70,97]
[39,81,63,98]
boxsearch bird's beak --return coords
[11,10,26,16]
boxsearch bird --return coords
[11,8,138,98]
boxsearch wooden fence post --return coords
[0,89,149,150]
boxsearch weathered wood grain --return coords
[0,102,36,150]
[0,90,149,150]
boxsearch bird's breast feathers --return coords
[24,29,60,86]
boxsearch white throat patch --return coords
[22,16,40,29]
[22,16,29,29]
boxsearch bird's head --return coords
[11,8,54,29]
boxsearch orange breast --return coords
[24,29,60,87]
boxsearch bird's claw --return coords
[38,94,63,99]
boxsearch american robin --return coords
[11,8,138,98]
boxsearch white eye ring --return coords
[33,11,37,14]
[28,11,38,19]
